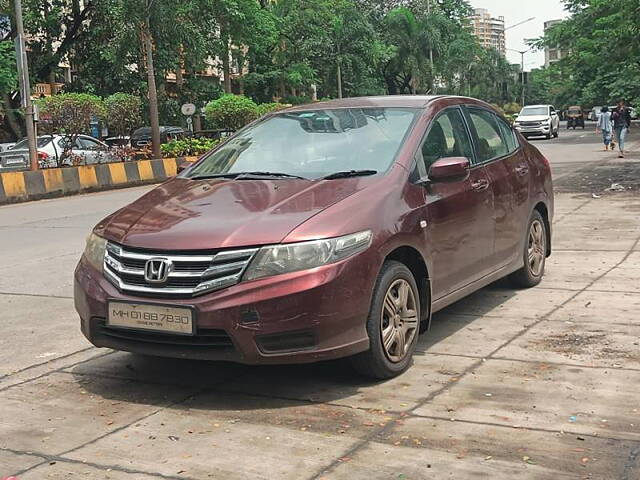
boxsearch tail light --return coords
[37,151,49,161]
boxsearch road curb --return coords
[0,157,195,205]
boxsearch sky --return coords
[468,0,569,70]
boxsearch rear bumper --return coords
[74,251,378,364]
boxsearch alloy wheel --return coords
[380,279,418,363]
[528,219,545,277]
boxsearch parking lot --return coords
[1,126,639,479]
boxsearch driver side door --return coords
[418,107,495,300]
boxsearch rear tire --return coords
[509,210,547,288]
[350,261,421,379]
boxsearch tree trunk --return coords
[143,13,161,160]
[1,94,23,140]
[336,60,343,99]
[221,28,232,93]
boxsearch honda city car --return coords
[75,95,553,379]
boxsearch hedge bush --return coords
[161,137,220,158]
[256,102,290,117]
[204,94,258,130]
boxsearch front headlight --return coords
[244,230,372,281]
[84,232,107,272]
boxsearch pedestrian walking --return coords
[611,99,632,158]
[596,106,613,151]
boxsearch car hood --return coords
[95,176,379,250]
[516,115,550,122]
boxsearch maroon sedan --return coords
[75,95,553,379]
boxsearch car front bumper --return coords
[74,252,377,365]
[515,125,551,135]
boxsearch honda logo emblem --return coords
[144,258,172,284]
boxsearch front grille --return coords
[104,242,258,297]
[96,319,234,348]
[520,121,542,127]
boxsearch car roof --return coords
[284,95,443,111]
[522,105,551,108]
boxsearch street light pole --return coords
[508,48,530,107]
[13,0,38,170]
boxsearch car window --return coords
[420,108,473,170]
[58,138,79,149]
[77,137,103,150]
[550,106,556,114]
[11,137,51,150]
[496,117,519,153]
[467,109,509,162]
[187,108,418,180]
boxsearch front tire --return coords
[509,210,547,288]
[350,261,421,379]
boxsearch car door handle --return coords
[471,179,490,192]
[515,164,529,176]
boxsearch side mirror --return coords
[427,157,470,183]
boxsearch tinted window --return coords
[78,137,103,150]
[421,108,473,169]
[496,118,518,153]
[468,109,509,162]
[187,108,418,179]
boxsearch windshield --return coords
[569,107,581,113]
[185,108,418,180]
[519,107,549,116]
[11,137,52,150]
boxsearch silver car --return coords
[0,135,117,171]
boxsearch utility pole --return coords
[336,44,342,99]
[507,48,530,107]
[13,0,38,170]
[144,0,161,160]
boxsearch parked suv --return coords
[75,96,553,379]
[514,105,560,139]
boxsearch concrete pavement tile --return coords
[621,252,640,268]
[494,320,640,369]
[0,253,80,297]
[371,416,635,479]
[0,294,87,377]
[419,313,534,358]
[442,284,575,319]
[552,229,638,251]
[540,250,625,290]
[413,359,640,441]
[0,372,199,455]
[216,355,477,412]
[0,226,85,269]
[548,290,640,324]
[65,395,368,480]
[0,450,43,477]
[587,266,640,293]
[0,348,104,392]
[68,351,247,388]
[322,439,568,480]
[17,461,161,479]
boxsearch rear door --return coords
[464,107,528,268]
[418,106,495,299]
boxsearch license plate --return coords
[107,301,195,335]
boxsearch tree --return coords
[105,93,142,138]
[38,93,106,165]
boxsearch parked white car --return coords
[0,135,117,171]
[514,105,560,140]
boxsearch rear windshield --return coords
[569,107,582,113]
[186,108,418,180]
[10,137,52,150]
[520,107,549,116]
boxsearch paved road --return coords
[1,130,639,479]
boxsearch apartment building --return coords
[469,8,506,56]
[544,19,569,67]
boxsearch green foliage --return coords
[38,93,106,136]
[256,102,290,117]
[0,41,16,94]
[280,95,312,106]
[530,0,640,108]
[161,137,220,158]
[105,93,142,137]
[204,94,258,130]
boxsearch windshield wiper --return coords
[189,171,307,181]
[321,170,378,180]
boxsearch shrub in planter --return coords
[256,102,290,117]
[105,93,143,138]
[161,137,220,158]
[204,94,258,130]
